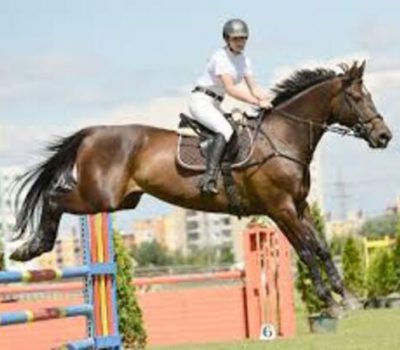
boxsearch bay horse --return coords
[11,61,392,317]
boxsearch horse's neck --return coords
[264,79,338,164]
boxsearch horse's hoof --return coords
[341,290,363,311]
[10,248,30,262]
[343,297,363,311]
[326,303,347,319]
[9,239,49,262]
[10,243,37,261]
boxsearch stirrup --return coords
[198,176,219,195]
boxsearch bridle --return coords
[271,83,382,139]
[246,78,383,168]
[339,86,383,140]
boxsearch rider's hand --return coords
[253,89,269,101]
[257,98,273,109]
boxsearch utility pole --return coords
[333,171,350,220]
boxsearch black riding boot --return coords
[199,133,227,194]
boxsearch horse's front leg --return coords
[270,199,345,318]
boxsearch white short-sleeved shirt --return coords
[195,47,253,97]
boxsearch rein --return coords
[244,82,380,169]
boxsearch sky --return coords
[1,1,400,232]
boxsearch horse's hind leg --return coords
[10,191,64,262]
[10,185,143,262]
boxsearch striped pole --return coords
[0,266,89,284]
[0,304,93,326]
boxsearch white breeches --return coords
[187,92,233,142]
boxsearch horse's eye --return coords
[350,93,362,102]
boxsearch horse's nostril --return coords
[378,132,391,145]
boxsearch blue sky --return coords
[1,1,400,230]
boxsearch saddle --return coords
[176,109,257,217]
[176,110,254,172]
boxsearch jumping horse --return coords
[11,61,392,317]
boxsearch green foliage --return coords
[296,261,325,314]
[342,237,365,297]
[179,246,235,266]
[358,214,400,238]
[366,250,397,298]
[392,230,400,292]
[310,202,327,240]
[295,202,328,315]
[0,240,4,271]
[330,235,348,257]
[114,232,147,349]
[219,246,235,264]
[131,240,172,267]
[131,241,235,268]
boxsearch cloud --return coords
[0,54,101,81]
[265,51,400,124]
[74,88,255,131]
[367,66,400,95]
[269,52,370,86]
[357,22,400,51]
[0,121,69,166]
[74,95,187,130]
[0,54,104,105]
[0,94,188,166]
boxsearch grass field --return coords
[151,308,400,350]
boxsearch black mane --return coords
[271,68,338,106]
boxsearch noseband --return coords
[341,89,383,139]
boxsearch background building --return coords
[37,226,82,269]
[326,210,365,240]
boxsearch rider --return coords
[188,18,272,195]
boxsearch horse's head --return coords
[331,61,392,148]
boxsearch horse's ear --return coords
[357,60,366,78]
[341,61,357,86]
[338,62,349,74]
[348,61,359,80]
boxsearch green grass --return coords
[150,308,400,350]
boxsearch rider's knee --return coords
[221,126,233,142]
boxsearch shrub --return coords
[295,203,328,315]
[114,232,147,349]
[342,237,365,297]
[366,250,396,298]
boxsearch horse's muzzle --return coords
[370,129,392,149]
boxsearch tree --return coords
[114,232,147,349]
[367,250,396,298]
[330,235,348,257]
[219,246,235,264]
[358,214,400,238]
[295,202,328,315]
[131,240,172,267]
[342,237,365,298]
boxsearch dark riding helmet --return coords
[222,19,249,40]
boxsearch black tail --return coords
[14,128,92,239]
